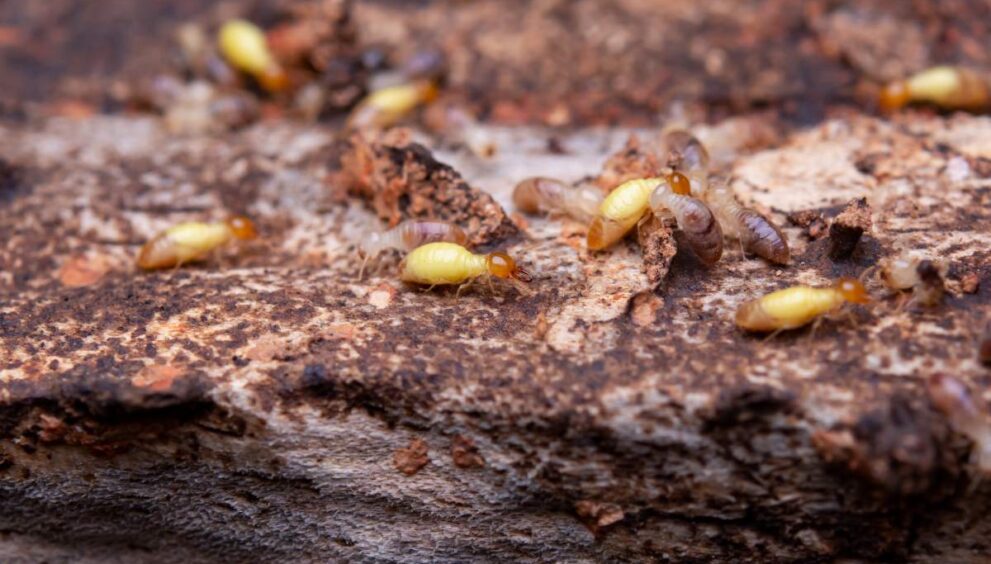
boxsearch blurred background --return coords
[1,0,989,129]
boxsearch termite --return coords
[586,177,664,250]
[706,183,790,265]
[218,20,289,93]
[927,373,991,474]
[358,220,468,279]
[649,172,723,265]
[400,242,532,293]
[347,80,439,130]
[137,216,257,270]
[660,129,710,195]
[880,66,990,112]
[735,277,870,332]
[879,252,948,307]
[512,177,604,223]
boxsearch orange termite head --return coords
[668,171,692,195]
[226,216,258,240]
[835,277,870,304]
[486,251,532,282]
[258,65,290,93]
[879,80,910,112]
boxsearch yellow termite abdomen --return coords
[880,66,990,112]
[400,242,531,287]
[218,20,288,92]
[735,278,870,332]
[347,80,439,130]
[137,216,256,270]
[586,177,664,250]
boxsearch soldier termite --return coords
[880,66,990,112]
[586,177,664,250]
[400,242,532,295]
[649,172,723,265]
[928,374,991,474]
[218,19,289,93]
[735,277,870,333]
[347,80,439,130]
[357,220,468,279]
[512,177,604,224]
[879,252,948,307]
[706,182,790,265]
[137,216,257,270]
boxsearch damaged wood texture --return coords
[1,110,990,562]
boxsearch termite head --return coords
[835,277,870,304]
[668,172,692,196]
[487,251,532,282]
[257,65,290,93]
[225,216,258,240]
[879,80,910,112]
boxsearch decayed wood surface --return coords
[0,110,989,562]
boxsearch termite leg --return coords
[456,278,475,298]
[358,253,372,281]
[762,328,785,343]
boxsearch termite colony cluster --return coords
[513,130,880,335]
[132,12,448,136]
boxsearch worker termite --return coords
[706,183,790,265]
[218,20,289,93]
[400,242,532,294]
[137,216,257,270]
[880,66,990,112]
[735,278,870,333]
[649,172,723,265]
[586,177,663,250]
[357,220,468,279]
[512,177,604,223]
[927,374,991,474]
[879,252,948,307]
[660,129,710,195]
[347,79,439,130]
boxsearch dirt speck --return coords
[575,500,624,532]
[450,435,484,469]
[394,438,429,476]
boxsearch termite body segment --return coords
[400,242,532,287]
[137,216,257,270]
[735,278,870,332]
[512,177,604,223]
[928,374,991,473]
[879,253,948,307]
[706,185,790,264]
[360,220,468,257]
[586,177,664,250]
[358,220,468,278]
[347,80,439,130]
[880,66,990,112]
[661,130,710,196]
[218,20,288,92]
[649,174,723,265]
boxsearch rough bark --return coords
[1,111,990,562]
